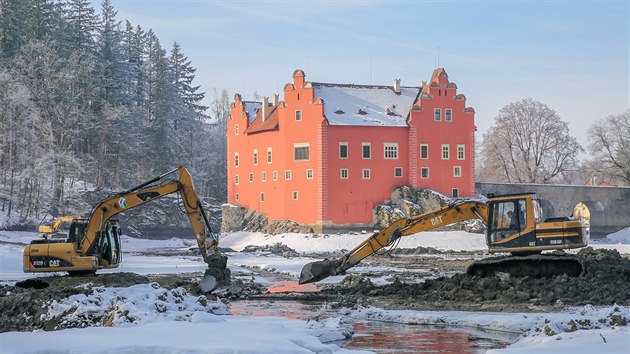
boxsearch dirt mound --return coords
[323,248,630,311]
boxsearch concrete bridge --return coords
[476,182,630,239]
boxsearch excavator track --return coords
[467,253,584,278]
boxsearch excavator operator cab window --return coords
[68,222,87,245]
[489,199,527,243]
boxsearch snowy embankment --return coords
[1,282,363,353]
[346,305,630,354]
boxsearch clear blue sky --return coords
[94,0,629,146]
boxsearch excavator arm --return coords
[299,199,489,284]
[80,166,218,261]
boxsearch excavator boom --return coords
[299,199,488,284]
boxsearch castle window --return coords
[362,169,371,179]
[249,173,254,183]
[295,110,302,121]
[234,175,239,185]
[420,144,428,159]
[434,108,441,121]
[421,167,429,178]
[340,168,349,179]
[273,170,278,181]
[253,149,258,166]
[442,144,450,160]
[292,191,299,200]
[454,166,462,177]
[267,147,272,164]
[294,143,310,161]
[445,109,452,122]
[285,170,292,180]
[260,192,265,202]
[339,143,348,159]
[262,171,267,182]
[306,169,313,179]
[235,193,239,201]
[234,124,239,135]
[452,188,459,198]
[394,167,403,178]
[457,144,465,160]
[362,143,371,159]
[234,153,239,168]
[384,143,398,159]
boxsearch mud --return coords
[318,248,630,312]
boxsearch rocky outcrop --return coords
[374,187,450,228]
[220,204,313,234]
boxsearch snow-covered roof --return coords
[242,101,261,124]
[313,83,420,127]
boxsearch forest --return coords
[0,0,229,223]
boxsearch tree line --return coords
[0,0,229,222]
[478,99,629,186]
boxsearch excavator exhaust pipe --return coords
[299,258,344,284]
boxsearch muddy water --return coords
[229,280,514,353]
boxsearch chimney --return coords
[271,94,279,106]
[393,79,401,94]
[261,96,268,122]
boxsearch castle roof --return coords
[244,104,279,134]
[312,83,420,127]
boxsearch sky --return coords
[90,0,628,146]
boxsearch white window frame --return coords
[249,172,254,183]
[285,170,292,180]
[339,142,348,159]
[306,169,314,179]
[362,169,371,179]
[434,108,441,121]
[442,144,450,160]
[293,143,310,161]
[272,170,278,181]
[362,142,371,159]
[253,149,258,166]
[445,108,452,122]
[457,144,465,160]
[234,175,239,185]
[340,168,349,179]
[235,193,239,201]
[420,144,428,159]
[260,192,265,202]
[292,191,299,200]
[234,153,239,168]
[295,110,302,121]
[394,167,403,178]
[384,143,398,159]
[454,166,462,177]
[421,167,429,179]
[234,124,239,135]
[267,147,272,164]
[262,171,267,182]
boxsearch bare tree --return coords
[479,98,583,184]
[587,110,630,185]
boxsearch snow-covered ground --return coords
[1,226,629,353]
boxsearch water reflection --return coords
[229,300,510,353]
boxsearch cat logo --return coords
[118,197,127,209]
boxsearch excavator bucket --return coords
[299,257,344,284]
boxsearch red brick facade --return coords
[227,68,476,229]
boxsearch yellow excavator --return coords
[300,193,588,284]
[23,166,228,289]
